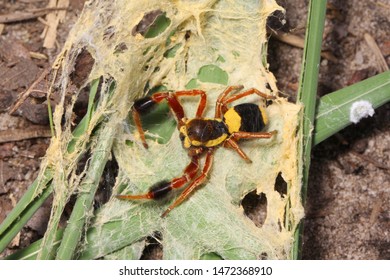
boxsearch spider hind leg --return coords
[116,155,200,207]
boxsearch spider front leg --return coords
[174,89,207,118]
[131,92,185,148]
[131,89,207,148]
[116,155,200,201]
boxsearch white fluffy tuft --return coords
[349,100,375,124]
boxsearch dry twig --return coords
[0,7,67,24]
[42,0,70,49]
[0,126,51,143]
[364,33,389,72]
[351,150,390,171]
[272,31,338,62]
[8,68,50,115]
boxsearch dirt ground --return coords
[0,0,389,259]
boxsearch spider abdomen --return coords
[223,103,268,134]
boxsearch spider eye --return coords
[179,133,185,141]
[187,126,196,137]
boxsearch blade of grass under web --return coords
[0,171,52,253]
[0,80,100,258]
[55,123,116,259]
[4,230,63,260]
[314,70,390,145]
[68,79,100,153]
[38,79,101,259]
[0,114,90,256]
[293,0,327,259]
[0,16,172,260]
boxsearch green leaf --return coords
[75,0,301,260]
[67,79,100,153]
[197,64,228,85]
[314,70,390,145]
[0,170,52,253]
[294,0,328,259]
[4,230,63,260]
[55,124,116,259]
[144,13,172,39]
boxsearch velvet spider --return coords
[117,85,277,217]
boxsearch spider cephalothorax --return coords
[117,86,277,217]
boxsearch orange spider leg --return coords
[161,148,215,218]
[217,88,275,116]
[175,89,207,118]
[131,92,185,148]
[222,138,252,163]
[223,88,275,104]
[132,90,208,148]
[215,85,244,118]
[230,130,277,140]
[223,131,277,163]
[116,155,201,201]
[131,109,148,148]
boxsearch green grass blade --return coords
[4,229,63,260]
[34,80,101,259]
[314,70,390,145]
[0,169,52,253]
[55,123,116,259]
[294,0,328,259]
[67,79,100,153]
[0,80,100,256]
[0,169,51,237]
[297,0,327,144]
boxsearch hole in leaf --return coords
[232,50,240,58]
[199,252,224,260]
[185,30,191,40]
[103,25,115,41]
[277,219,283,232]
[94,157,118,209]
[132,10,171,38]
[140,232,163,260]
[185,78,199,89]
[216,55,225,63]
[241,191,267,228]
[114,42,128,54]
[260,252,268,260]
[274,172,287,197]
[266,9,289,33]
[70,48,95,88]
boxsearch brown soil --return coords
[0,0,389,259]
[269,0,390,259]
